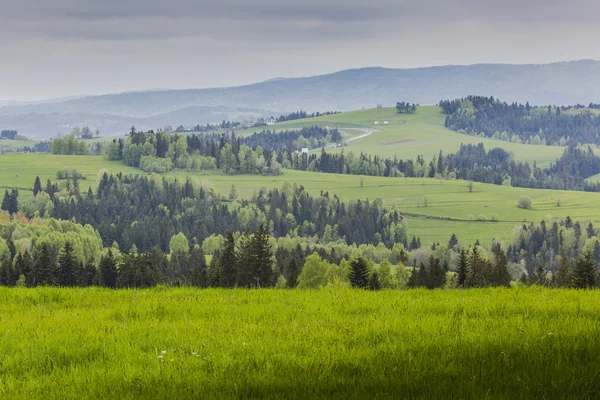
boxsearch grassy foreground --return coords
[1,287,599,399]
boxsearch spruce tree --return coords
[368,270,381,290]
[573,249,598,289]
[16,251,34,287]
[555,251,573,288]
[218,232,237,287]
[33,176,42,197]
[58,242,77,287]
[491,246,511,287]
[0,257,15,286]
[99,250,118,288]
[187,246,207,287]
[1,190,11,213]
[448,233,458,249]
[236,225,274,288]
[465,246,491,288]
[457,248,469,287]
[34,244,57,286]
[284,258,300,288]
[348,257,370,288]
[427,255,446,289]
[83,259,97,287]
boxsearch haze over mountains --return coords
[3,60,600,139]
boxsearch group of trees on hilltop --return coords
[51,136,90,155]
[396,102,417,114]
[1,130,18,140]
[275,110,341,123]
[441,96,600,146]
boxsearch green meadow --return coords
[1,286,599,399]
[2,153,600,245]
[252,106,565,168]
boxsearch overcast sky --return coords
[1,0,599,101]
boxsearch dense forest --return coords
[105,126,342,174]
[1,181,598,290]
[441,96,600,146]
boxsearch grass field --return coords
[250,106,565,168]
[0,286,599,399]
[2,154,600,245]
[0,153,139,192]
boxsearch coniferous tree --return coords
[208,256,221,287]
[555,251,573,288]
[15,252,34,287]
[465,246,491,288]
[236,224,274,288]
[284,258,300,288]
[427,255,447,289]
[368,270,381,290]
[187,246,207,287]
[57,242,77,287]
[218,232,237,287]
[34,244,57,286]
[83,259,97,286]
[33,176,42,196]
[457,248,469,287]
[448,233,459,249]
[99,250,118,288]
[573,249,598,289]
[348,257,370,289]
[491,246,511,287]
[0,257,15,286]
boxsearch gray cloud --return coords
[0,0,599,101]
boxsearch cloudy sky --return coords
[1,0,599,101]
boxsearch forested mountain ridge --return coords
[2,60,600,137]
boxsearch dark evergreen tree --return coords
[218,232,237,287]
[57,242,77,287]
[491,246,511,287]
[555,251,573,288]
[573,249,597,289]
[348,257,370,289]
[284,258,300,288]
[368,270,381,290]
[465,247,491,288]
[448,233,458,249]
[0,257,16,286]
[457,248,469,287]
[33,176,42,196]
[99,250,118,288]
[83,259,97,286]
[187,246,207,287]
[34,244,57,286]
[236,224,274,288]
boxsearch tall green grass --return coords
[0,287,599,399]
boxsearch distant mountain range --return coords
[2,60,600,139]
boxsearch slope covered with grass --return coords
[1,287,599,399]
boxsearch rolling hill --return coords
[2,60,600,138]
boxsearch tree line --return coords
[441,96,600,146]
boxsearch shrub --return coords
[518,196,533,210]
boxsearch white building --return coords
[301,148,309,154]
[383,121,389,125]
[373,121,379,125]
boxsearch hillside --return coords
[3,153,598,245]
[2,60,600,138]
[255,106,565,167]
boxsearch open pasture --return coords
[1,287,599,399]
